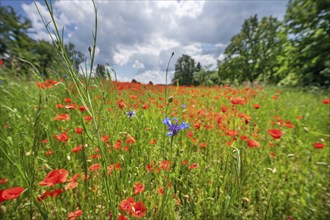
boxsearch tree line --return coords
[172,0,330,88]
[0,5,86,79]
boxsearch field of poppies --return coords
[0,77,329,219]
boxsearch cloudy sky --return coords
[3,0,288,84]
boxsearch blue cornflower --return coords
[162,117,189,137]
[126,110,136,118]
[181,104,186,109]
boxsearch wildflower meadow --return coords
[0,1,329,220]
[1,76,329,219]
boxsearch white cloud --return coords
[134,70,174,84]
[19,0,288,83]
[218,53,226,61]
[132,60,145,69]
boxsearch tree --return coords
[0,6,33,56]
[284,0,330,87]
[194,64,216,86]
[172,54,196,86]
[0,5,36,77]
[217,58,239,85]
[222,15,282,85]
[64,42,86,73]
[96,64,106,78]
[0,5,86,79]
[32,40,66,78]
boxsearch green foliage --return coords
[194,65,217,87]
[221,15,282,85]
[95,64,106,78]
[217,0,330,88]
[172,54,196,86]
[0,5,36,77]
[284,0,330,87]
[64,42,86,73]
[0,5,85,79]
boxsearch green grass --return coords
[0,79,329,220]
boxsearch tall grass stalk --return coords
[35,0,112,212]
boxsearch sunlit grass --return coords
[0,79,329,219]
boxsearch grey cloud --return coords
[20,0,288,83]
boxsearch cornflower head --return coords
[126,110,136,118]
[163,117,189,137]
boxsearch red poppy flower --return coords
[247,139,260,148]
[146,164,152,173]
[240,135,249,141]
[230,97,245,105]
[125,136,136,145]
[267,129,283,139]
[45,149,53,156]
[313,142,325,149]
[0,178,8,185]
[79,106,86,112]
[117,214,128,220]
[101,135,110,142]
[113,140,122,150]
[89,163,100,171]
[188,163,198,170]
[75,128,83,134]
[54,113,70,121]
[53,132,69,142]
[115,163,121,170]
[322,99,330,104]
[200,142,207,149]
[84,115,93,122]
[69,174,80,183]
[0,187,25,202]
[37,189,63,201]
[64,98,71,103]
[194,123,201,129]
[149,139,157,144]
[158,187,164,195]
[65,181,78,190]
[72,145,83,153]
[56,104,65,109]
[187,131,194,138]
[38,169,69,187]
[120,197,135,212]
[131,201,146,218]
[226,130,240,137]
[68,209,83,220]
[134,182,145,195]
[253,104,260,109]
[0,190,5,202]
[286,121,295,128]
[160,160,171,171]
[117,100,126,109]
[65,103,78,110]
